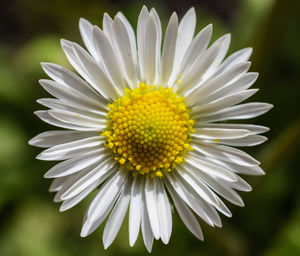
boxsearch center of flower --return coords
[102,83,194,177]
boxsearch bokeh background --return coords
[0,0,300,255]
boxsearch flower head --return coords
[29,6,272,252]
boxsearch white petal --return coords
[87,170,128,223]
[102,13,114,43]
[93,25,126,92]
[169,7,196,85]
[144,15,158,85]
[214,197,232,217]
[164,173,215,226]
[141,186,154,253]
[214,47,253,77]
[201,72,258,104]
[29,130,98,148]
[177,165,233,216]
[113,16,138,89]
[115,12,138,67]
[166,181,203,240]
[196,123,269,135]
[184,165,244,206]
[192,127,250,140]
[203,156,265,175]
[37,136,104,161]
[176,165,220,207]
[185,153,238,182]
[48,109,106,130]
[186,62,251,106]
[176,24,212,80]
[156,178,172,244]
[178,43,221,95]
[37,98,106,120]
[53,189,67,202]
[49,177,67,192]
[201,34,231,80]
[225,176,252,192]
[192,89,258,116]
[79,18,100,62]
[195,102,273,123]
[60,177,101,211]
[38,79,107,112]
[53,165,96,202]
[145,175,160,239]
[41,62,107,107]
[137,6,150,82]
[103,178,131,249]
[173,171,222,227]
[44,148,106,178]
[80,173,124,237]
[35,111,95,131]
[129,176,144,246]
[81,206,112,237]
[61,40,119,100]
[61,158,117,200]
[150,8,162,83]
[213,135,268,147]
[190,142,260,166]
[159,12,178,85]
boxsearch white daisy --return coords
[29,6,272,252]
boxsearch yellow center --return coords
[102,83,194,177]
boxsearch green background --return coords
[0,0,299,255]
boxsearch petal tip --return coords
[246,47,253,54]
[190,6,196,12]
[28,138,36,146]
[79,17,86,25]
[33,110,42,116]
[141,5,149,13]
[44,172,51,178]
[260,169,266,175]
[40,62,49,68]
[60,39,73,49]
[80,223,89,237]
[59,205,68,212]
[102,239,111,250]
[206,23,213,31]
[36,153,43,160]
[80,231,88,238]
[38,79,47,85]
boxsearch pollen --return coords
[102,82,194,177]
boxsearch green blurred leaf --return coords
[264,200,300,256]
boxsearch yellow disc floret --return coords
[102,83,194,177]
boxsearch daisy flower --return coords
[29,6,272,252]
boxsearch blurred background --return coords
[0,0,299,255]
